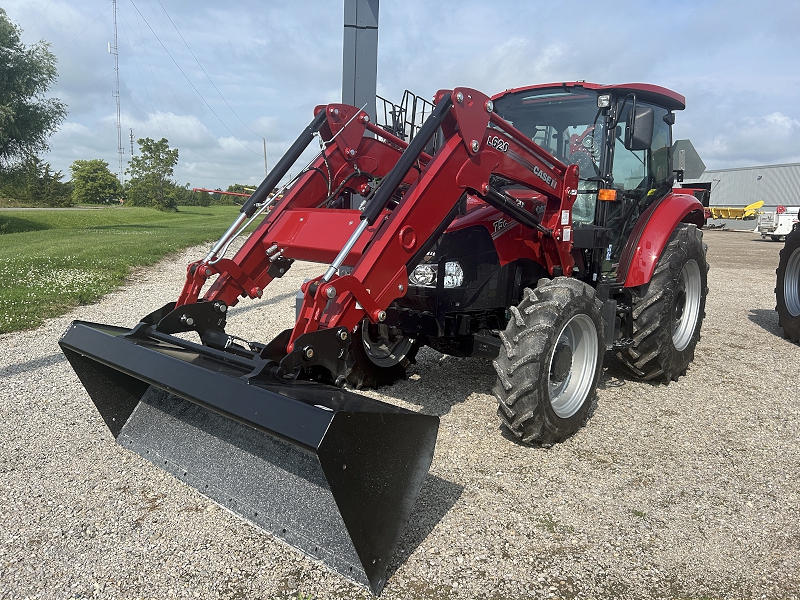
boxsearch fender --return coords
[617,192,705,287]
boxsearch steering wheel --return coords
[567,149,599,177]
[567,126,600,177]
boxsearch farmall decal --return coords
[493,218,510,233]
[492,217,518,239]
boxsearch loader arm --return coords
[176,87,580,368]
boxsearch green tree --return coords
[171,183,205,206]
[0,9,67,171]
[226,183,256,205]
[126,137,179,211]
[69,159,122,204]
[0,157,71,206]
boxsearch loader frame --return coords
[168,88,581,385]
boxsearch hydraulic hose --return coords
[482,186,552,236]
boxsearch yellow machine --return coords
[709,200,764,220]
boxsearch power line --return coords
[21,0,55,41]
[119,78,147,122]
[127,2,193,119]
[153,0,273,165]
[127,0,261,156]
[119,12,167,135]
[128,5,169,136]
[62,71,113,102]
[54,5,112,56]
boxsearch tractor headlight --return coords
[410,264,436,287]
[409,261,464,288]
[443,261,464,288]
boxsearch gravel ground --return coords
[2,229,799,600]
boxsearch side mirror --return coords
[624,105,654,151]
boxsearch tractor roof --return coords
[493,81,686,112]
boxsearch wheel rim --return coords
[548,314,599,419]
[361,325,413,368]
[672,259,702,351]
[785,247,800,317]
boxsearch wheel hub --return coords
[550,342,573,383]
[673,288,686,323]
[548,314,599,419]
[671,259,702,351]
[785,247,800,318]
[361,324,413,368]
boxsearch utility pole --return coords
[342,0,378,122]
[263,138,268,177]
[130,129,135,157]
[342,0,378,207]
[111,0,124,186]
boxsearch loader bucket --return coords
[59,320,438,595]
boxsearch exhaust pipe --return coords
[59,320,438,594]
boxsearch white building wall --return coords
[685,163,800,208]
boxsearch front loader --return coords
[60,82,707,593]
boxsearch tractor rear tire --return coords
[493,277,605,446]
[776,225,800,343]
[617,223,708,382]
[346,320,418,389]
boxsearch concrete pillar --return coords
[342,0,379,121]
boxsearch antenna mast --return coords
[111,0,124,185]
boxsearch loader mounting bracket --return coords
[258,326,354,386]
[267,256,294,279]
[152,300,228,336]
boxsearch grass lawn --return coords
[0,206,246,334]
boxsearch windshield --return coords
[492,88,605,180]
[493,87,605,224]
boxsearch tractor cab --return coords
[491,82,685,278]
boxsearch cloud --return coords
[55,122,93,137]
[5,0,800,189]
[122,111,216,147]
[698,112,800,167]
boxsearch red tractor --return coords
[61,82,707,593]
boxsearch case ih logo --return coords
[533,165,557,189]
[506,146,559,191]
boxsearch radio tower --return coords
[111,0,124,185]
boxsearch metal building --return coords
[685,162,800,209]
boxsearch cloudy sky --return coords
[3,0,800,189]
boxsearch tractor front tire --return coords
[776,225,800,343]
[493,277,605,446]
[346,320,418,389]
[618,223,708,382]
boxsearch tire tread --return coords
[492,277,604,445]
